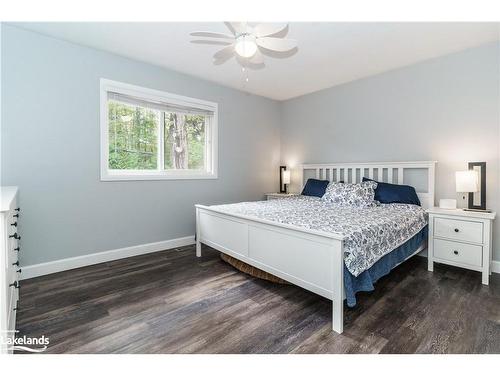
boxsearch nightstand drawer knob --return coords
[453,250,459,255]
[454,228,459,233]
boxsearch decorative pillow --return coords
[302,179,345,197]
[322,180,378,207]
[362,177,421,206]
[301,178,330,197]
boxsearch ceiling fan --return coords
[190,22,297,66]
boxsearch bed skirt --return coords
[343,226,428,307]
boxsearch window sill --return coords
[101,170,218,181]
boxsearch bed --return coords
[195,161,436,333]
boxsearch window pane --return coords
[108,101,159,170]
[164,113,206,170]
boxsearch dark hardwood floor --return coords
[16,245,500,354]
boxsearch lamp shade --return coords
[282,170,291,185]
[456,170,479,193]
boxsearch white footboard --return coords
[195,204,345,334]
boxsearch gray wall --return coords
[281,42,500,261]
[1,25,281,266]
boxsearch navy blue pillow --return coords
[362,177,420,206]
[301,178,330,197]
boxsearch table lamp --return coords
[282,170,291,194]
[456,170,479,211]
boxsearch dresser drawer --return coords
[434,217,483,244]
[433,238,482,267]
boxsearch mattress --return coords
[212,196,428,277]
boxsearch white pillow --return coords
[322,181,378,207]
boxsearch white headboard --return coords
[299,161,437,209]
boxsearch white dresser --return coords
[1,186,21,354]
[426,207,496,285]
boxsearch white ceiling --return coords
[12,22,500,101]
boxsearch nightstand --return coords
[265,192,299,200]
[426,207,496,285]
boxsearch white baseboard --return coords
[417,248,428,257]
[21,235,195,280]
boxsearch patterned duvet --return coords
[212,196,427,277]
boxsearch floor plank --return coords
[15,245,500,354]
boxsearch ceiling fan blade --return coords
[213,44,235,62]
[256,37,297,52]
[224,22,247,35]
[214,53,234,65]
[191,40,233,46]
[248,49,264,65]
[190,31,234,39]
[253,23,288,37]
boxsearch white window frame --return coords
[100,78,218,181]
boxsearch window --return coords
[100,79,218,180]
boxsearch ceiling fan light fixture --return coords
[234,34,258,58]
[191,23,296,66]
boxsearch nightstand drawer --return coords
[433,238,482,267]
[434,217,483,244]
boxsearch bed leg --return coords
[332,241,344,334]
[332,299,343,334]
[196,239,201,257]
[196,208,202,257]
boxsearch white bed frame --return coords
[195,161,436,333]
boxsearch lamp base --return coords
[463,208,492,213]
